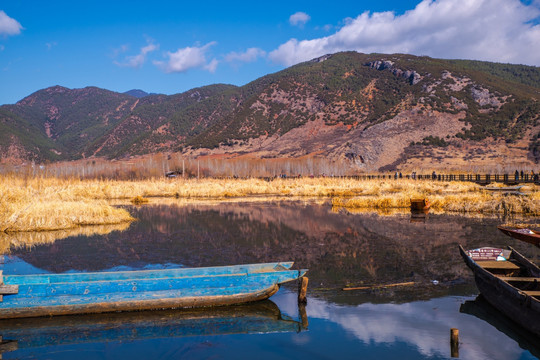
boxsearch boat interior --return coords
[478,259,540,299]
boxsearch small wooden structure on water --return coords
[0,262,307,319]
[459,245,540,337]
[410,198,430,212]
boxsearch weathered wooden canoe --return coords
[498,225,540,247]
[459,245,540,337]
[0,300,304,355]
[0,262,307,319]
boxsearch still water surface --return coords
[1,199,540,359]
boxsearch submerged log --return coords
[342,281,415,291]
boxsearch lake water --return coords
[1,199,540,359]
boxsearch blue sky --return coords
[1,0,539,105]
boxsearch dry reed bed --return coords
[1,176,481,200]
[1,176,539,234]
[332,183,540,215]
[0,177,135,233]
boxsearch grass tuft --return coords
[131,196,149,205]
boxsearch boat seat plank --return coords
[0,285,18,294]
[477,261,521,270]
[497,276,540,282]
[523,291,540,297]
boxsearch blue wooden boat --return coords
[0,262,307,319]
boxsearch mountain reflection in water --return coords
[6,201,538,303]
[1,200,539,360]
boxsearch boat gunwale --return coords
[4,262,296,285]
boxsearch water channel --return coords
[1,199,539,359]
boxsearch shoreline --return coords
[1,176,539,234]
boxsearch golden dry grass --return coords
[332,180,540,215]
[0,176,135,233]
[1,175,539,235]
[131,195,149,205]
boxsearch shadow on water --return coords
[460,295,540,358]
[0,300,304,357]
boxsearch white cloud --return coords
[224,47,266,63]
[46,42,57,50]
[112,44,129,58]
[115,41,159,68]
[204,58,219,73]
[155,42,217,73]
[0,11,22,36]
[270,0,540,66]
[289,12,311,27]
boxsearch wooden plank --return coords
[523,291,540,297]
[343,281,415,291]
[0,285,18,294]
[477,261,520,270]
[497,276,540,282]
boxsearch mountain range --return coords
[1,51,540,171]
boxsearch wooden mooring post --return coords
[298,303,309,329]
[450,328,459,358]
[298,276,308,304]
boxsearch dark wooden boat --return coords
[410,198,430,212]
[459,245,540,337]
[0,262,307,319]
[498,225,540,247]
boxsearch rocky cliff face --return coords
[1,52,539,171]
